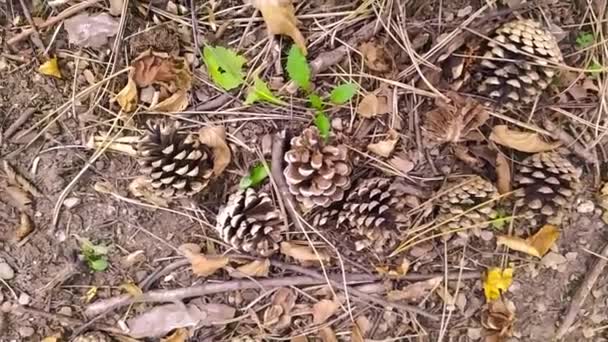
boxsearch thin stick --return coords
[3,108,36,140]
[555,242,608,340]
[84,274,376,317]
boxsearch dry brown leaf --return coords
[251,0,307,55]
[367,129,399,158]
[319,327,338,342]
[527,224,559,257]
[291,336,308,342]
[490,125,560,153]
[312,299,340,324]
[128,176,170,207]
[359,40,394,73]
[5,186,32,210]
[198,126,231,176]
[423,93,489,143]
[280,241,330,262]
[150,90,189,112]
[161,328,188,342]
[233,259,270,278]
[351,316,369,342]
[357,91,391,118]
[115,72,138,113]
[3,161,42,197]
[375,258,410,278]
[481,298,515,338]
[495,154,511,194]
[15,212,34,241]
[496,235,540,257]
[132,51,192,90]
[387,277,442,302]
[389,155,414,174]
[182,249,229,277]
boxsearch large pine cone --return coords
[436,176,499,235]
[216,188,285,256]
[284,127,352,209]
[513,152,580,226]
[73,332,112,342]
[137,121,213,198]
[474,19,563,109]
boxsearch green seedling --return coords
[245,77,285,106]
[78,238,109,272]
[240,162,270,189]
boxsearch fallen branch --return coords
[555,242,608,339]
[84,274,375,317]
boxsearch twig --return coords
[7,0,103,46]
[188,93,233,111]
[542,118,598,164]
[554,242,608,339]
[3,108,36,140]
[270,132,439,321]
[18,0,47,54]
[84,274,376,317]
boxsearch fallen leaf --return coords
[291,336,308,342]
[482,267,513,301]
[495,154,511,195]
[272,287,297,312]
[359,40,394,72]
[128,176,170,207]
[367,129,399,157]
[280,241,330,262]
[203,45,246,90]
[424,93,489,143]
[527,224,560,257]
[150,90,189,112]
[375,258,411,278]
[161,328,188,342]
[83,286,98,303]
[389,155,414,174]
[357,92,390,118]
[265,287,296,331]
[64,13,119,48]
[121,250,146,268]
[496,235,540,257]
[387,277,442,302]
[312,299,340,324]
[132,51,192,91]
[15,212,34,241]
[127,302,235,338]
[198,126,231,176]
[251,0,307,55]
[120,282,143,297]
[232,259,270,278]
[39,57,62,78]
[490,125,560,153]
[351,316,370,342]
[114,73,138,113]
[5,186,32,210]
[3,161,42,197]
[319,327,338,342]
[183,249,229,277]
[481,298,515,337]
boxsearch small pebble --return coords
[479,230,494,241]
[577,200,595,213]
[0,263,14,280]
[58,306,72,317]
[18,293,30,306]
[18,326,35,338]
[63,197,81,209]
[467,328,481,340]
[331,118,343,131]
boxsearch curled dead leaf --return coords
[357,92,391,118]
[198,126,231,176]
[527,224,560,257]
[232,259,270,278]
[367,129,399,158]
[182,249,229,277]
[132,51,192,91]
[387,277,441,302]
[280,241,330,262]
[129,176,170,207]
[114,72,138,113]
[251,0,307,55]
[481,298,515,338]
[496,235,540,257]
[359,40,394,73]
[423,93,488,143]
[15,212,34,241]
[312,299,340,324]
[495,154,511,195]
[150,90,189,112]
[490,125,560,153]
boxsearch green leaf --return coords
[245,77,285,106]
[239,163,270,189]
[576,31,594,49]
[308,93,324,110]
[88,258,109,272]
[491,208,510,230]
[330,83,357,104]
[202,45,246,90]
[587,60,603,78]
[314,111,331,142]
[286,45,311,91]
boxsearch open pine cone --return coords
[474,19,563,109]
[137,121,213,198]
[216,188,285,257]
[512,152,580,226]
[284,127,352,209]
[436,176,499,236]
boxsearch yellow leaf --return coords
[114,73,138,112]
[527,224,559,257]
[490,125,560,153]
[312,299,340,324]
[83,286,98,303]
[233,259,270,278]
[483,267,513,301]
[39,57,62,78]
[161,328,189,342]
[496,235,540,257]
[182,249,229,277]
[251,0,307,55]
[198,126,231,176]
[280,241,330,262]
[495,154,511,195]
[367,129,399,158]
[150,89,189,112]
[120,282,143,297]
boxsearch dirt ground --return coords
[1,0,608,341]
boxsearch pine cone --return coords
[72,332,112,342]
[475,19,563,109]
[436,176,499,235]
[137,121,213,198]
[216,188,285,256]
[284,127,352,209]
[512,152,580,226]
